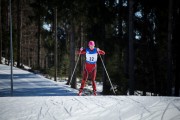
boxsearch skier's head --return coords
[88,41,95,50]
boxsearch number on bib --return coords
[90,57,94,61]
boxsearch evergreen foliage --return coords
[1,0,179,96]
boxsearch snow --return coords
[1,64,180,120]
[0,64,77,96]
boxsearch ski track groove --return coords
[109,102,122,120]
[26,101,37,120]
[125,96,154,120]
[90,97,123,120]
[101,102,120,119]
[48,99,60,120]
[44,99,53,119]
[109,96,125,104]
[49,99,61,120]
[105,97,134,120]
[126,96,151,113]
[74,97,89,109]
[64,106,72,117]
[37,106,43,120]
[71,98,86,111]
[146,111,159,119]
[150,112,163,120]
[172,99,180,111]
[50,98,74,119]
[85,97,106,109]
[118,108,122,120]
[149,99,161,108]
[161,99,174,120]
[111,97,123,120]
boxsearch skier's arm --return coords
[97,48,105,55]
[78,47,86,54]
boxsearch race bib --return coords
[86,48,98,64]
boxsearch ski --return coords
[78,88,100,96]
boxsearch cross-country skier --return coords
[78,40,105,96]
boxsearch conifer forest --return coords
[0,0,180,96]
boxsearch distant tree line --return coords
[0,0,179,96]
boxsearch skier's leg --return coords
[91,69,97,95]
[78,69,88,95]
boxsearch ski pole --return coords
[69,51,81,85]
[98,51,116,94]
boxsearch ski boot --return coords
[93,91,97,96]
[78,89,83,96]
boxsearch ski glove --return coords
[97,48,100,52]
[80,47,83,51]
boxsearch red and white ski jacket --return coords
[78,47,105,73]
[79,47,105,64]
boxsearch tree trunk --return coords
[37,0,41,69]
[80,21,84,75]
[16,0,21,67]
[0,0,2,64]
[54,7,57,81]
[167,0,173,96]
[174,0,180,96]
[100,24,109,95]
[128,0,134,95]
[70,23,76,89]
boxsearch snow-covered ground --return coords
[1,64,180,120]
[0,64,78,96]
